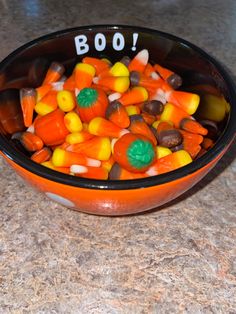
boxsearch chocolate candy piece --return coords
[120,56,131,67]
[167,73,182,89]
[130,71,141,86]
[157,129,183,148]
[142,100,164,115]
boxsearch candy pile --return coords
[15,49,217,180]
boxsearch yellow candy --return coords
[65,131,92,144]
[125,105,140,116]
[66,132,85,144]
[75,63,96,76]
[93,137,111,161]
[173,149,192,165]
[64,112,83,133]
[101,156,114,172]
[41,160,69,174]
[114,77,130,93]
[156,146,172,159]
[109,62,129,77]
[34,91,58,116]
[51,148,66,167]
[197,94,227,122]
[66,137,111,161]
[34,102,55,116]
[57,90,75,112]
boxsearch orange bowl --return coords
[0,25,235,215]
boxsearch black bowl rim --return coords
[0,24,235,190]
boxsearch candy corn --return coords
[36,84,52,101]
[129,114,157,145]
[52,147,101,167]
[71,164,109,180]
[65,131,94,144]
[146,150,192,176]
[166,90,200,115]
[34,90,58,116]
[125,105,141,116]
[41,160,70,174]
[31,147,52,163]
[160,103,208,135]
[118,86,148,106]
[66,136,111,161]
[109,163,148,180]
[94,76,130,93]
[88,117,128,138]
[128,49,149,73]
[109,62,129,77]
[11,49,222,181]
[105,100,130,128]
[156,146,172,159]
[42,62,65,85]
[154,63,182,89]
[82,57,110,75]
[130,71,164,90]
[74,63,96,89]
[63,74,76,91]
[20,88,36,127]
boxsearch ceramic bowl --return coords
[0,25,235,215]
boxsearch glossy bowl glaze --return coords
[0,25,235,215]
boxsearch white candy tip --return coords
[108,92,122,102]
[75,88,80,97]
[51,81,64,91]
[93,77,99,84]
[111,138,118,153]
[26,124,35,133]
[87,158,101,167]
[70,165,88,174]
[145,167,157,177]
[151,72,160,80]
[137,49,149,63]
[120,129,130,137]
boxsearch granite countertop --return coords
[0,0,236,312]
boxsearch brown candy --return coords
[142,100,164,115]
[167,73,183,89]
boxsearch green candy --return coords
[77,88,98,108]
[127,139,155,170]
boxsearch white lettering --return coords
[74,35,89,55]
[112,32,125,51]
[94,33,106,51]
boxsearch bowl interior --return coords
[0,25,235,189]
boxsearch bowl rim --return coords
[0,24,236,190]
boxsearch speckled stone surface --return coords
[0,0,236,313]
